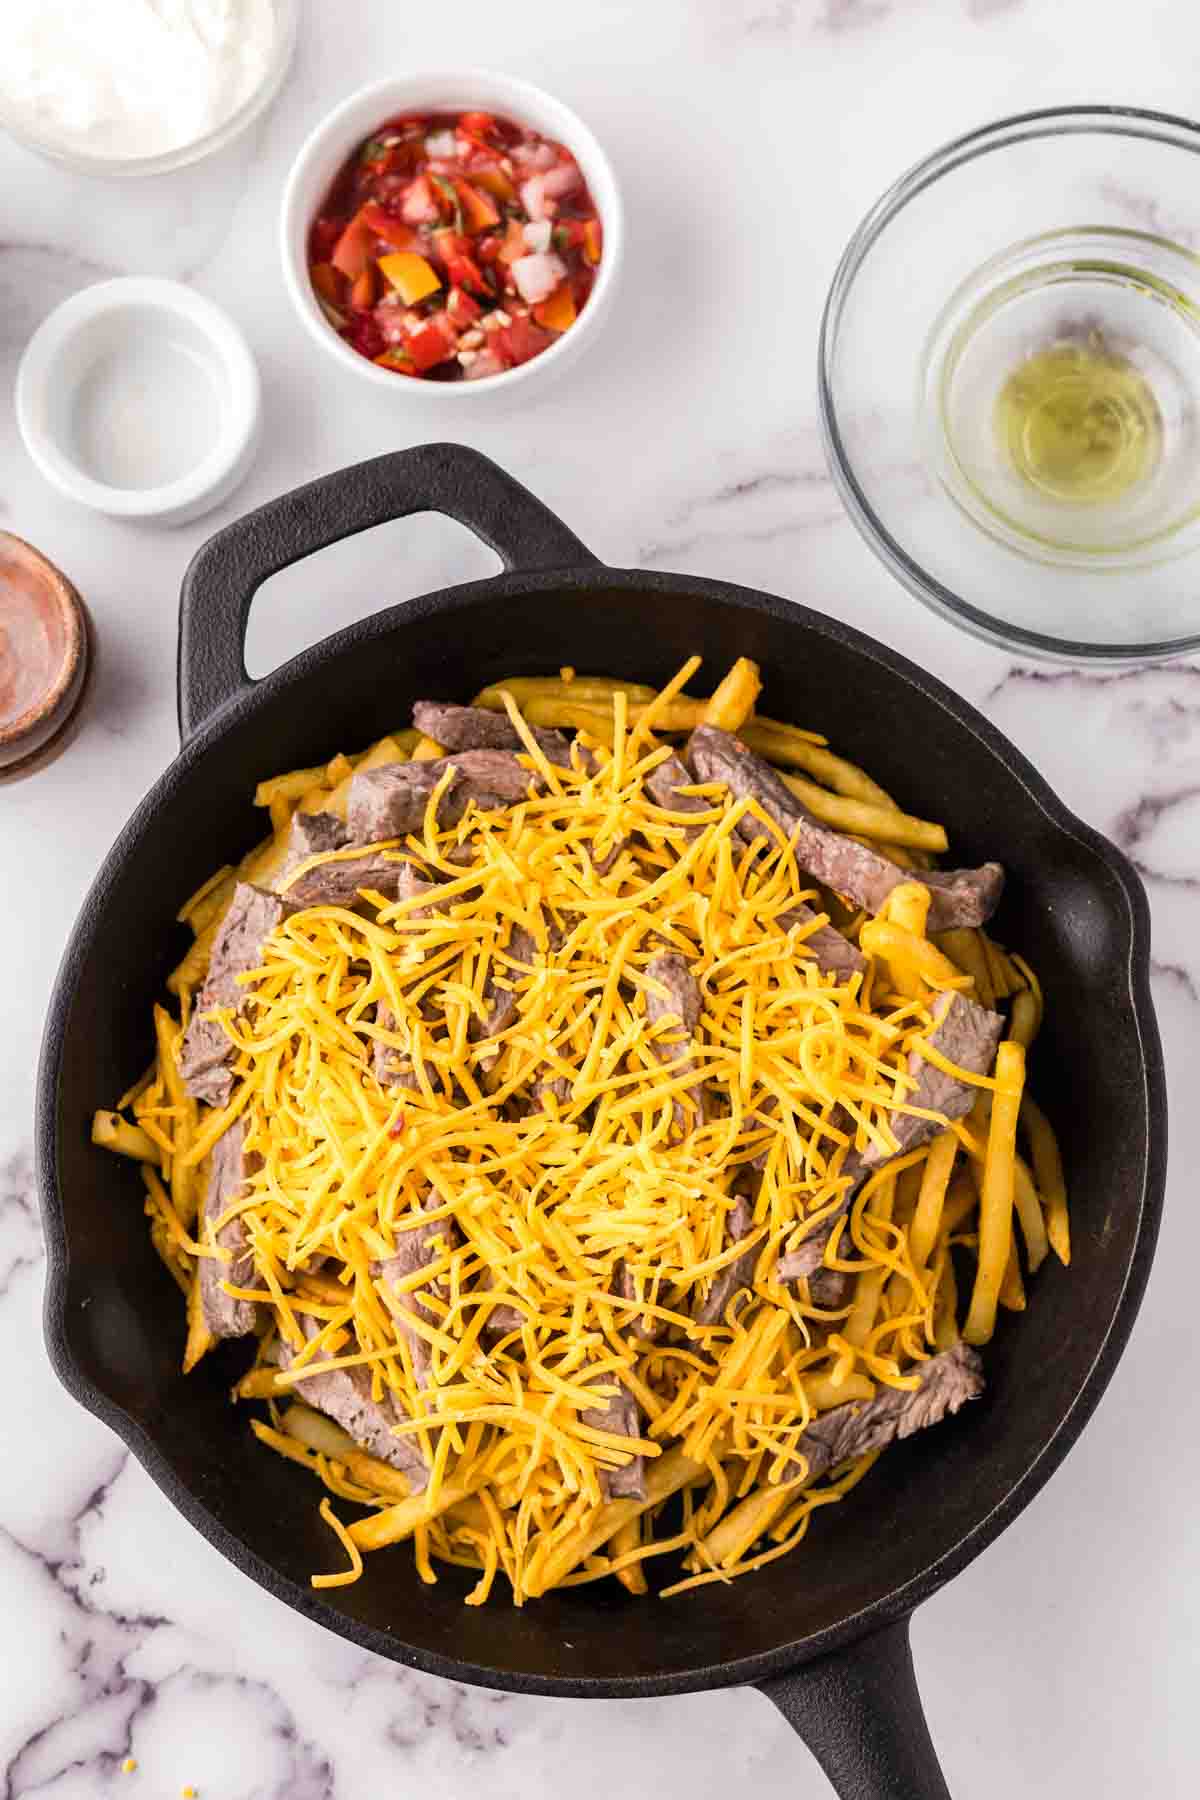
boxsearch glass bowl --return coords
[0,0,297,178]
[819,106,1200,661]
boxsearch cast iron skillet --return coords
[38,444,1166,1799]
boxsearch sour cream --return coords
[1,0,279,162]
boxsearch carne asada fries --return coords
[94,658,1067,1603]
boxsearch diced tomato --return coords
[475,232,504,266]
[309,215,342,262]
[347,314,386,360]
[446,285,482,328]
[404,311,458,372]
[493,313,554,367]
[583,217,602,265]
[401,175,441,224]
[330,206,376,278]
[359,202,422,252]
[460,111,498,137]
[310,261,344,306]
[349,263,377,310]
[454,178,501,232]
[553,218,587,253]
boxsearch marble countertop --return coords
[2,2,1196,1794]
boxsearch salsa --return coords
[308,109,602,381]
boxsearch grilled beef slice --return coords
[198,1118,259,1339]
[581,1377,646,1499]
[786,1344,984,1481]
[375,1198,460,1386]
[687,727,1003,931]
[643,751,714,839]
[412,701,573,767]
[694,1196,762,1326]
[278,809,413,908]
[861,990,1003,1166]
[347,751,534,844]
[179,883,292,1106]
[644,951,707,1141]
[281,1314,429,1489]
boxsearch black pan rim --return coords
[36,563,1167,1697]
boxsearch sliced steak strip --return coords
[375,1197,460,1387]
[412,701,573,767]
[687,727,1003,931]
[581,1375,646,1499]
[473,924,536,1045]
[348,751,534,845]
[179,883,292,1107]
[617,1261,666,1342]
[694,1196,762,1325]
[775,898,867,981]
[278,808,414,908]
[281,1314,429,1490]
[644,951,707,1141]
[862,990,1003,1167]
[785,1344,984,1482]
[643,752,712,840]
[199,1118,259,1339]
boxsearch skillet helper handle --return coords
[177,441,598,741]
[756,1617,952,1800]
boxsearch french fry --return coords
[932,929,991,1005]
[524,1447,703,1597]
[255,763,328,808]
[92,1110,161,1163]
[931,1248,959,1349]
[1009,988,1042,1051]
[183,1264,215,1372]
[802,1371,875,1411]
[964,1041,1025,1345]
[410,736,445,762]
[740,721,890,795]
[702,658,762,732]
[154,1003,198,1225]
[698,1483,791,1569]
[235,1368,281,1400]
[474,676,657,710]
[909,1130,958,1270]
[1021,1093,1069,1265]
[325,752,354,787]
[282,1402,359,1460]
[858,919,971,992]
[879,882,932,998]
[348,1475,482,1552]
[609,1516,648,1595]
[269,794,294,837]
[1012,1154,1049,1274]
[780,776,947,853]
[998,1234,1026,1313]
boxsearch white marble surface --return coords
[2,2,1198,1794]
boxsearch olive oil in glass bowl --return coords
[819,108,1200,660]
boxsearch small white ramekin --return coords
[16,278,261,526]
[280,70,623,401]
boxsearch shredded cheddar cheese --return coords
[97,662,1067,1606]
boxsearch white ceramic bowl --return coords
[280,70,623,400]
[16,278,261,526]
[0,0,298,177]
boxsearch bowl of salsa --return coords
[282,72,622,396]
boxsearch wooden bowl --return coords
[0,532,90,777]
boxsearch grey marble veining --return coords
[1,1,1198,1795]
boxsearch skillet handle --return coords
[755,1617,952,1800]
[177,442,598,741]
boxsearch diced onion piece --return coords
[523,219,552,254]
[425,129,457,158]
[512,251,567,305]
